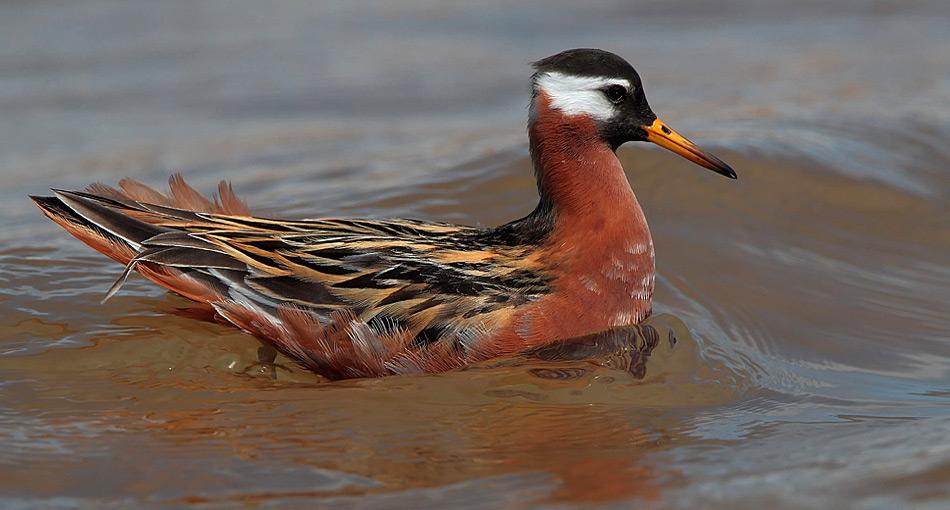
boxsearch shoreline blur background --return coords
[1,1,948,509]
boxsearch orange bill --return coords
[643,118,737,179]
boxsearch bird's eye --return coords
[604,84,627,103]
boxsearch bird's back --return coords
[32,176,555,378]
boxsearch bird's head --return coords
[530,48,736,179]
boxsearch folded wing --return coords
[31,176,551,378]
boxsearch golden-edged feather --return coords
[32,175,555,378]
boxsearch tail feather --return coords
[31,194,139,264]
[53,190,166,248]
[32,176,251,285]
[87,173,250,216]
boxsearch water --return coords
[1,1,949,508]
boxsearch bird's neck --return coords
[519,96,655,334]
[527,95,652,252]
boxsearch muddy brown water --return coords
[1,1,949,509]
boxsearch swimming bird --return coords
[31,48,735,379]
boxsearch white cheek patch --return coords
[535,72,630,121]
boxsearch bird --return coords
[31,48,735,380]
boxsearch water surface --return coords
[1,1,949,508]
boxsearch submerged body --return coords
[32,49,734,379]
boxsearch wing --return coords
[32,176,553,378]
[147,213,553,335]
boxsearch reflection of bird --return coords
[32,48,735,379]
